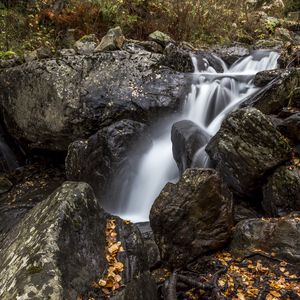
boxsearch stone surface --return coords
[206,108,292,196]
[262,165,300,217]
[243,68,300,114]
[212,45,250,66]
[231,215,300,264]
[171,120,210,174]
[0,50,187,151]
[74,34,99,55]
[124,40,163,53]
[0,182,156,300]
[289,87,300,108]
[95,26,125,52]
[0,176,12,194]
[254,69,284,87]
[277,112,300,143]
[150,168,233,267]
[0,163,65,248]
[162,44,224,73]
[65,119,152,200]
[148,30,174,47]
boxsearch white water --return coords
[113,50,279,222]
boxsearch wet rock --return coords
[66,120,152,199]
[95,26,125,52]
[162,44,224,73]
[0,163,65,247]
[277,113,300,143]
[213,45,250,66]
[150,168,233,267]
[243,68,300,115]
[0,50,187,151]
[254,69,284,87]
[171,120,210,174]
[262,165,300,217]
[289,87,300,108]
[230,215,300,264]
[0,182,156,300]
[149,30,174,47]
[162,43,194,72]
[233,201,260,224]
[206,108,292,196]
[0,176,12,194]
[136,222,160,269]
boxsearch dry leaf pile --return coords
[215,252,300,300]
[177,251,300,300]
[94,218,125,297]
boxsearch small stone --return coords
[149,30,174,47]
[94,26,125,52]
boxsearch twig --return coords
[166,271,178,300]
[177,274,213,290]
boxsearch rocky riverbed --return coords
[0,26,300,300]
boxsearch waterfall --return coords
[111,50,279,222]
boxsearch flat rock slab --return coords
[231,215,300,264]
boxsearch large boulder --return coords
[206,108,292,196]
[150,168,233,268]
[162,44,224,73]
[243,68,300,115]
[65,119,151,200]
[171,120,210,174]
[0,50,187,151]
[230,215,300,264]
[0,182,156,300]
[262,165,300,217]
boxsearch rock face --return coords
[243,68,300,114]
[262,165,300,217]
[148,30,174,47]
[289,87,300,108]
[74,34,99,55]
[95,26,125,52]
[162,44,224,73]
[231,216,300,264]
[0,50,187,151]
[277,113,300,143]
[0,182,156,300]
[206,108,292,196]
[66,119,151,199]
[254,69,283,87]
[171,120,210,174]
[150,168,233,267]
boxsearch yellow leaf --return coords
[270,290,281,297]
[98,279,106,287]
[237,292,246,300]
[114,261,124,271]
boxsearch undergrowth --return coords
[0,0,297,54]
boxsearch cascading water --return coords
[112,50,279,222]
